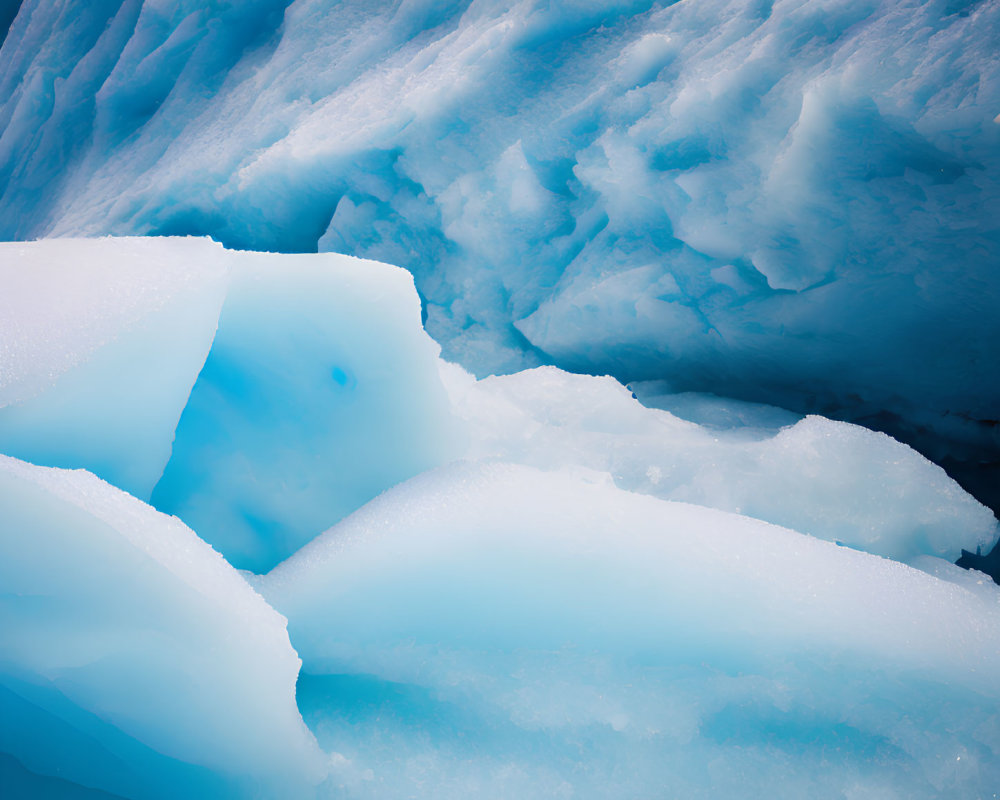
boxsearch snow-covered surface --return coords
[1,0,998,480]
[0,236,997,796]
[0,454,325,798]
[443,365,997,563]
[261,461,1000,799]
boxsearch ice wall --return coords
[0,0,997,503]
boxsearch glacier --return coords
[0,0,998,515]
[0,237,998,797]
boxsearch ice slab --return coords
[260,460,1000,799]
[151,250,461,573]
[0,237,229,500]
[0,454,325,798]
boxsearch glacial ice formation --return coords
[0,239,997,797]
[1,238,992,570]
[0,0,997,502]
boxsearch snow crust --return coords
[0,237,228,499]
[1,0,998,478]
[443,366,997,563]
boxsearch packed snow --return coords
[1,0,997,502]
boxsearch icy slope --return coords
[1,0,997,490]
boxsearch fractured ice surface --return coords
[260,461,1000,799]
[0,454,324,798]
[1,0,998,486]
[0,237,998,798]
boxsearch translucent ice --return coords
[152,250,461,573]
[0,454,325,798]
[260,461,1000,799]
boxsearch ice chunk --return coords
[442,365,997,563]
[151,250,461,573]
[0,237,229,500]
[260,461,1000,799]
[0,454,325,797]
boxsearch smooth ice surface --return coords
[151,250,461,573]
[0,237,228,500]
[442,365,998,563]
[1,0,998,485]
[260,461,1000,799]
[0,454,325,798]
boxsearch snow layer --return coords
[0,454,325,798]
[442,365,998,563]
[1,0,998,482]
[260,461,1000,799]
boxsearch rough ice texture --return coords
[0,454,325,798]
[0,0,998,491]
[260,461,1000,799]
